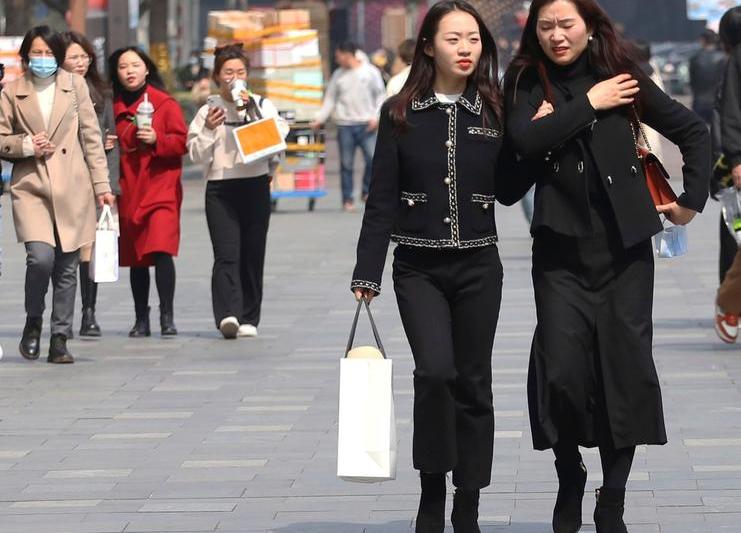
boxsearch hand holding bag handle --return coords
[97,204,115,231]
[345,298,386,358]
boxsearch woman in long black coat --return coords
[503,1,710,532]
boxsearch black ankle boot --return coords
[593,488,628,533]
[416,472,446,533]
[129,306,151,337]
[47,333,74,364]
[451,487,481,533]
[80,307,101,337]
[160,305,177,336]
[553,456,588,532]
[19,316,43,360]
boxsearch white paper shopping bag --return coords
[337,300,397,483]
[90,205,119,283]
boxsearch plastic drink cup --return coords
[136,93,154,128]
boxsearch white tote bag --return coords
[89,205,119,283]
[337,299,397,483]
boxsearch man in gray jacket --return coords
[311,42,386,211]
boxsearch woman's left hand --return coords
[136,125,157,145]
[656,201,696,225]
[97,192,116,208]
[531,100,554,121]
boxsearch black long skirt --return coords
[528,214,667,451]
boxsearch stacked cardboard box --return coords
[247,27,323,122]
[272,125,325,193]
[207,8,310,43]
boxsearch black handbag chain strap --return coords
[345,298,386,359]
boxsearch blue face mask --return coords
[28,57,58,79]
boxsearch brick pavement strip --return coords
[0,137,740,532]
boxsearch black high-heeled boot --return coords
[416,472,446,533]
[160,304,177,336]
[451,487,481,533]
[129,306,151,337]
[593,487,628,533]
[553,455,588,532]
[79,264,101,337]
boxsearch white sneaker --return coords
[237,324,258,337]
[219,316,239,339]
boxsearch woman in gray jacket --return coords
[60,31,120,337]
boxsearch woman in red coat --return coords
[109,47,187,337]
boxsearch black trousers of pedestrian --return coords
[392,244,503,490]
[205,176,270,328]
[720,214,736,283]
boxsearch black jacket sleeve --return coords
[494,135,537,206]
[505,70,597,159]
[721,45,741,169]
[350,101,400,295]
[639,73,711,212]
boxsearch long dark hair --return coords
[390,0,502,128]
[506,0,642,106]
[59,31,109,108]
[107,46,166,96]
[719,6,741,52]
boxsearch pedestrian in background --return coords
[187,44,288,339]
[109,46,187,338]
[714,6,741,343]
[352,1,532,530]
[0,25,114,364]
[690,28,727,126]
[311,42,386,212]
[386,38,415,97]
[60,30,120,338]
[504,0,710,531]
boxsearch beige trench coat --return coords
[0,69,111,252]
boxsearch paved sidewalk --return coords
[0,135,739,533]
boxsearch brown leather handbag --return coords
[630,110,677,206]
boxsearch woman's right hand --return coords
[31,132,54,157]
[587,74,640,111]
[205,106,226,130]
[354,288,378,304]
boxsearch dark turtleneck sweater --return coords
[121,84,147,108]
[546,52,614,236]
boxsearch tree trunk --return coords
[148,0,173,89]
[4,0,32,36]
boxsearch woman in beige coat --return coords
[0,26,114,364]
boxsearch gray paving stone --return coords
[0,132,739,532]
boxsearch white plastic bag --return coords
[719,187,741,246]
[337,300,397,483]
[90,205,119,283]
[654,223,688,258]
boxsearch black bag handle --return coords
[345,298,386,359]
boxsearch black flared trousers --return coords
[392,244,503,489]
